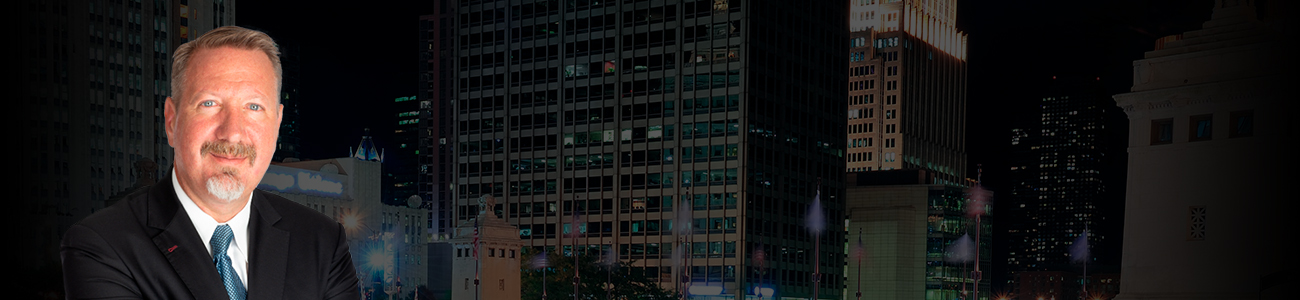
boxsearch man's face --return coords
[165,46,281,204]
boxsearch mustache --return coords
[201,141,257,163]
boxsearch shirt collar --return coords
[172,169,253,257]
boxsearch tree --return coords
[521,251,675,300]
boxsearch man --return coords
[61,26,360,300]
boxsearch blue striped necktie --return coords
[212,224,247,300]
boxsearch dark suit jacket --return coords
[61,174,360,300]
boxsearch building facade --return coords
[844,170,990,300]
[18,0,235,294]
[845,0,968,186]
[1110,1,1297,299]
[437,0,848,299]
[1004,76,1112,291]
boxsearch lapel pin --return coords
[168,245,178,253]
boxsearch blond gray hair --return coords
[170,26,281,100]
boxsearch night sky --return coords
[239,0,436,160]
[237,0,1223,292]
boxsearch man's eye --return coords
[201,100,216,107]
[249,103,262,111]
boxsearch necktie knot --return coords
[212,224,234,255]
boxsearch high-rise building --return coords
[845,0,968,186]
[435,1,848,299]
[1111,1,1297,299]
[1004,76,1112,290]
[273,39,302,162]
[388,95,422,207]
[420,7,459,295]
[18,0,235,294]
[419,6,457,242]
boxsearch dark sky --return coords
[960,0,1213,193]
[238,0,436,160]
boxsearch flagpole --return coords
[811,180,823,300]
[1082,226,1088,300]
[679,188,692,300]
[573,195,581,300]
[973,210,981,300]
[475,216,481,300]
[855,228,863,300]
[607,243,613,300]
[972,165,984,300]
[543,250,548,300]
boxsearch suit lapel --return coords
[247,190,288,300]
[147,173,231,300]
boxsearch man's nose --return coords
[213,106,247,142]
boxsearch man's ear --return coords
[164,97,177,148]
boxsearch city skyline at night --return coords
[17,0,1296,299]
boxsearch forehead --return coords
[183,47,278,97]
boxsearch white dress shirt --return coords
[172,170,251,287]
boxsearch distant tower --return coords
[389,95,420,207]
[273,39,302,162]
[1005,76,1112,297]
[447,195,521,300]
[353,128,384,162]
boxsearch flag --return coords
[806,191,825,234]
[966,184,990,217]
[600,246,619,268]
[566,210,584,238]
[945,234,974,263]
[471,219,480,260]
[676,197,693,235]
[1070,231,1090,263]
[852,229,866,263]
[530,251,550,269]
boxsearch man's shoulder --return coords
[76,184,160,228]
[254,189,339,230]
[64,183,166,245]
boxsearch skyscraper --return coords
[273,39,302,162]
[435,1,848,299]
[18,0,235,294]
[842,1,979,299]
[845,0,968,186]
[419,3,457,241]
[1004,76,1113,297]
[389,95,421,206]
